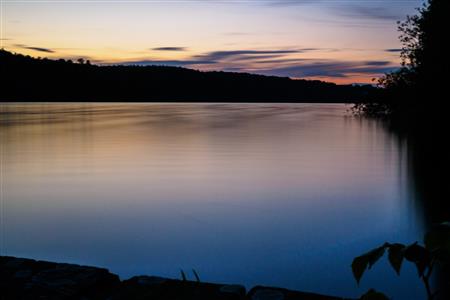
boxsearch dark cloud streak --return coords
[15,44,55,53]
[385,48,403,52]
[151,47,187,51]
[119,47,398,80]
[258,61,398,78]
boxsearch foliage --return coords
[355,0,449,121]
[359,289,389,300]
[179,269,201,283]
[352,222,450,300]
[180,269,187,281]
[192,269,201,283]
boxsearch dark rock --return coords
[220,284,246,297]
[251,288,285,300]
[1,256,353,300]
[134,275,168,286]
[248,286,352,300]
[117,275,245,300]
[14,270,33,279]
[1,256,120,299]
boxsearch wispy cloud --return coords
[265,0,320,7]
[385,48,402,52]
[266,0,421,23]
[118,47,398,81]
[334,5,404,21]
[151,47,187,51]
[120,59,213,66]
[192,49,299,61]
[251,60,398,78]
[14,44,55,53]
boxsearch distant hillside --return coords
[1,50,374,102]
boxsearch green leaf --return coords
[352,255,369,285]
[388,243,405,275]
[360,289,389,300]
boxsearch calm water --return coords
[1,103,426,299]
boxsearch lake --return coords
[0,103,427,299]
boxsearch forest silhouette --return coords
[0,49,373,102]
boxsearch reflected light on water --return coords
[1,103,425,299]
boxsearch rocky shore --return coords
[1,256,351,300]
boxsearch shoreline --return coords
[1,256,352,300]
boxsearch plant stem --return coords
[423,276,433,300]
[423,261,435,300]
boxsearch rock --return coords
[248,286,352,300]
[119,275,246,300]
[134,275,168,286]
[1,256,353,300]
[251,288,285,300]
[1,256,120,299]
[220,284,246,297]
[14,270,33,279]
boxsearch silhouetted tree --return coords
[355,0,449,125]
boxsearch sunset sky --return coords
[1,0,424,84]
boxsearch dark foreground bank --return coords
[1,50,373,102]
[1,256,351,300]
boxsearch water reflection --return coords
[0,103,427,299]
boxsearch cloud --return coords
[192,49,299,62]
[258,60,398,78]
[385,48,402,52]
[119,59,213,67]
[364,61,391,66]
[118,46,398,81]
[151,47,187,51]
[265,0,320,7]
[331,1,423,22]
[335,6,401,21]
[265,0,421,23]
[122,49,303,67]
[14,44,55,53]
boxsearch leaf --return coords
[404,243,430,277]
[352,245,387,285]
[180,269,187,281]
[367,246,386,269]
[404,243,427,262]
[415,260,428,278]
[352,255,369,285]
[360,289,389,300]
[192,269,200,282]
[388,243,405,275]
